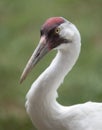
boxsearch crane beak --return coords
[20,36,50,83]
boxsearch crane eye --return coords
[55,27,60,34]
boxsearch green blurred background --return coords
[0,0,102,129]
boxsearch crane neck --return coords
[28,42,81,102]
[46,43,80,95]
[26,42,81,130]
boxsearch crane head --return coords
[20,17,81,83]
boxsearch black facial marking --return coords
[43,27,69,49]
[40,29,44,36]
[40,22,70,49]
[47,33,69,49]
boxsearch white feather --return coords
[25,19,102,130]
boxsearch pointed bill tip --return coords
[20,55,34,84]
[19,76,24,84]
[19,72,25,84]
[19,68,30,84]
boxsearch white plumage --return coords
[20,17,102,130]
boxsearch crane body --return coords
[20,17,102,130]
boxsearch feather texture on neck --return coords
[25,41,81,130]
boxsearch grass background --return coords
[0,0,102,129]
